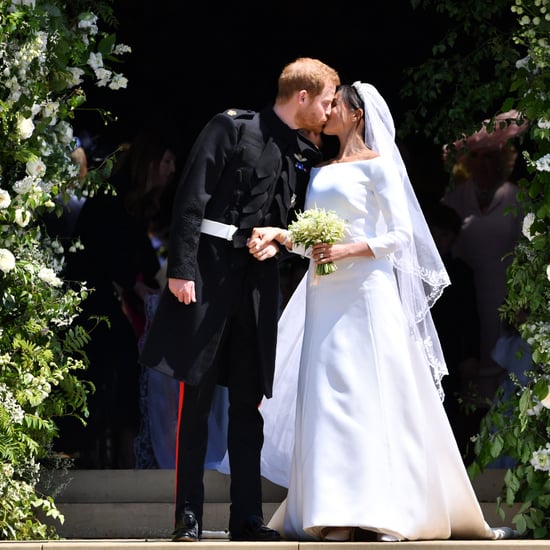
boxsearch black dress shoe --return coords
[230,515,281,541]
[172,512,200,542]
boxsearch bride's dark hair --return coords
[336,84,364,112]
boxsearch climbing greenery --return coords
[404,0,550,539]
[0,0,129,539]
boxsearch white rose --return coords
[522,212,536,241]
[26,157,46,178]
[0,189,11,209]
[0,249,16,273]
[17,115,34,140]
[41,101,59,125]
[14,208,31,227]
[38,266,62,287]
[541,387,550,409]
[55,121,73,145]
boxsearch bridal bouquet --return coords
[288,207,347,276]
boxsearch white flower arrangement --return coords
[522,212,536,240]
[530,443,550,473]
[0,248,16,272]
[288,207,347,275]
[0,190,11,209]
[535,153,550,172]
[0,0,131,538]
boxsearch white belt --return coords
[200,219,238,241]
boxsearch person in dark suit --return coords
[139,57,340,542]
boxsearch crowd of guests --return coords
[51,124,180,469]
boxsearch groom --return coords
[139,57,339,542]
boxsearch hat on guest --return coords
[443,109,529,160]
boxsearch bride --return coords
[244,82,518,542]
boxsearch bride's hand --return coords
[247,227,290,258]
[248,227,283,249]
[312,242,373,263]
[311,243,335,264]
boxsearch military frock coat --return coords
[139,107,320,398]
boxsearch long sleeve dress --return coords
[259,156,501,541]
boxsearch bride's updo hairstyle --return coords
[336,84,366,140]
[338,84,363,111]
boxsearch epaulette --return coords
[223,108,255,120]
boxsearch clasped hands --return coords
[247,227,285,261]
[169,227,342,305]
[168,227,288,305]
[168,227,290,305]
[247,226,334,265]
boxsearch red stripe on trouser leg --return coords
[174,381,185,506]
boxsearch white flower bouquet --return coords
[288,207,347,276]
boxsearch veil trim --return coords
[352,81,450,398]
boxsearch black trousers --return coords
[174,284,265,535]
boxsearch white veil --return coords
[353,81,450,398]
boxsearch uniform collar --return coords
[259,106,322,168]
[259,106,298,142]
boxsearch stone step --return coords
[38,468,520,540]
[40,468,285,539]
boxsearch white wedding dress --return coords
[259,158,499,541]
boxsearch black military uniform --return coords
[139,106,320,540]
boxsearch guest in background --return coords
[442,110,528,402]
[43,130,96,243]
[485,307,533,470]
[58,125,178,468]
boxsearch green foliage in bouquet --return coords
[288,207,347,276]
